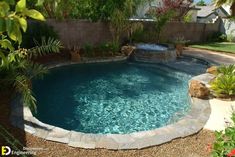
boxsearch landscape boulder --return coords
[206,66,217,75]
[121,46,136,56]
[189,80,210,99]
[70,51,81,62]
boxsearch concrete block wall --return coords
[46,19,220,48]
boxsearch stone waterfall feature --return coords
[131,44,176,63]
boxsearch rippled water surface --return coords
[136,44,168,51]
[33,60,206,134]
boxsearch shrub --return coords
[95,42,120,57]
[207,32,227,42]
[212,112,235,157]
[0,0,62,111]
[108,42,120,54]
[130,28,144,43]
[217,65,235,75]
[211,74,235,97]
[183,12,193,23]
[196,0,207,6]
[97,42,110,56]
[227,34,235,42]
[131,29,159,43]
[82,43,94,57]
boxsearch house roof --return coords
[197,5,230,18]
[197,5,215,17]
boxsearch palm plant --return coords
[109,0,145,48]
[211,74,235,97]
[0,38,62,111]
[217,64,235,75]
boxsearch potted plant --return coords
[70,46,81,62]
[174,35,189,57]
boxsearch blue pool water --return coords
[33,59,207,134]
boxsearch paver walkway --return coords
[204,99,235,131]
[184,47,235,65]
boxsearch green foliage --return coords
[109,1,144,46]
[0,0,62,111]
[28,37,61,58]
[110,9,127,44]
[108,42,120,53]
[76,0,144,21]
[35,0,144,21]
[151,10,175,43]
[207,32,227,42]
[210,65,235,97]
[35,0,80,19]
[130,28,145,43]
[0,38,62,111]
[35,0,144,46]
[82,43,94,57]
[97,42,110,53]
[22,21,58,49]
[0,0,45,44]
[196,0,207,6]
[212,112,235,156]
[183,12,193,23]
[82,41,120,58]
[227,33,235,42]
[127,22,143,43]
[131,29,162,43]
[190,42,235,54]
[217,65,235,75]
[211,74,235,97]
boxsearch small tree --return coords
[109,0,145,49]
[197,0,207,6]
[33,0,79,19]
[151,10,175,43]
[149,0,192,42]
[159,0,193,21]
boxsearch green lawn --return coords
[190,42,235,54]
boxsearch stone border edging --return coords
[47,55,128,69]
[10,71,212,150]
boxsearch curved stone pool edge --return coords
[10,71,212,150]
[47,55,129,69]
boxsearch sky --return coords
[194,0,212,4]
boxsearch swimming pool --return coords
[33,58,208,134]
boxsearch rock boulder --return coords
[121,46,135,56]
[206,66,217,75]
[189,80,210,99]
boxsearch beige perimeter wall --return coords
[46,19,220,48]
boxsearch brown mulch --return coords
[0,90,215,157]
[25,130,215,157]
